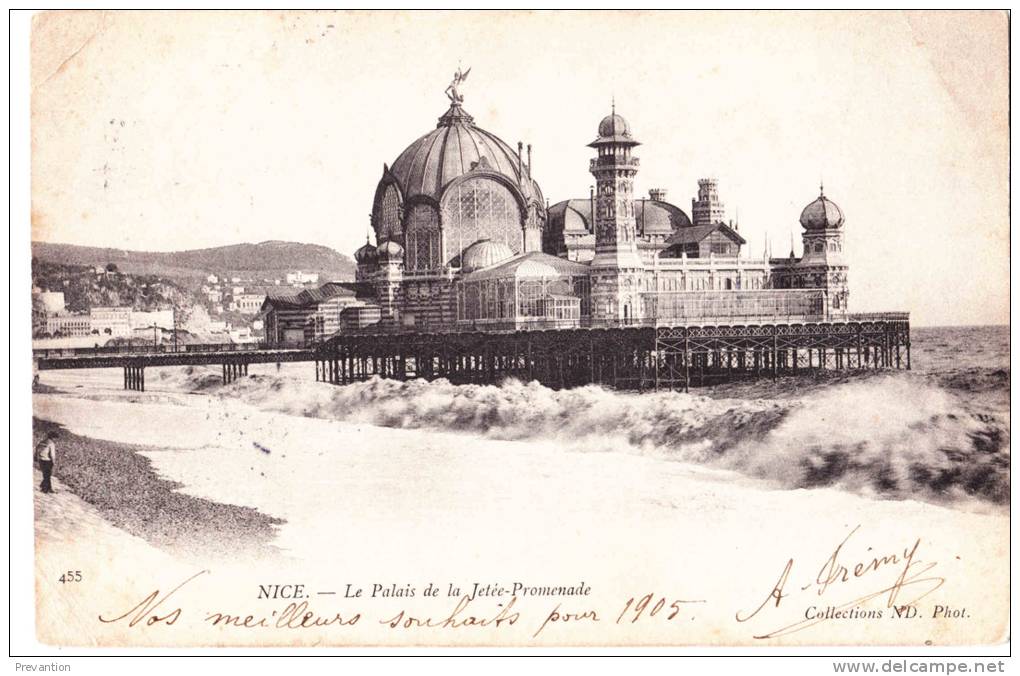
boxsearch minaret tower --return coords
[587,105,645,322]
[796,183,850,314]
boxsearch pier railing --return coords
[32,340,309,360]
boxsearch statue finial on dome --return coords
[819,179,825,197]
[445,65,471,104]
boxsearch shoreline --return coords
[31,417,286,563]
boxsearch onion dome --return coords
[354,241,378,264]
[377,240,404,261]
[599,113,630,138]
[589,105,640,147]
[799,184,845,230]
[461,238,514,273]
[382,102,544,206]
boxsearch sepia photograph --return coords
[11,8,1011,664]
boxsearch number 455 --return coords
[58,570,82,583]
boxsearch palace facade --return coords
[262,85,850,342]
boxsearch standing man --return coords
[35,431,57,493]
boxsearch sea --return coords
[38,325,1010,511]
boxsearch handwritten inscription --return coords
[94,527,957,642]
[736,525,946,639]
[96,572,702,639]
[98,569,208,628]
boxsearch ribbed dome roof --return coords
[800,187,845,230]
[598,113,630,138]
[590,108,640,147]
[547,199,691,235]
[461,239,514,273]
[354,242,377,263]
[377,240,404,259]
[386,103,544,206]
[514,259,559,279]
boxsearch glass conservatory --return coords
[455,253,591,330]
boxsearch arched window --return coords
[378,184,401,242]
[442,177,523,266]
[405,204,441,271]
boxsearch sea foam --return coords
[214,372,1009,509]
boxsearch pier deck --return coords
[34,314,910,393]
[315,314,911,392]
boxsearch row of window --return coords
[457,277,591,322]
[804,239,844,253]
[382,178,528,271]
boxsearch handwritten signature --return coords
[736,525,945,639]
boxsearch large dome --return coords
[800,186,845,230]
[371,97,548,273]
[384,103,544,206]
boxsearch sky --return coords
[29,10,1009,326]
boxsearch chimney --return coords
[648,188,667,202]
[526,144,532,177]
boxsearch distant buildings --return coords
[286,271,320,285]
[35,303,175,340]
[90,306,132,336]
[34,265,333,345]
[44,314,91,337]
[260,282,374,344]
[233,293,266,314]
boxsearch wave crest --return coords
[220,373,1008,508]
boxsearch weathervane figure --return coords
[445,65,471,104]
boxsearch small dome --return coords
[461,239,514,273]
[377,240,404,260]
[354,242,377,264]
[514,259,559,279]
[800,187,845,230]
[598,113,630,138]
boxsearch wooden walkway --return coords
[314,317,911,392]
[34,343,316,391]
[34,315,911,393]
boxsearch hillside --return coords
[31,240,356,280]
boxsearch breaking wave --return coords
[215,370,1009,510]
